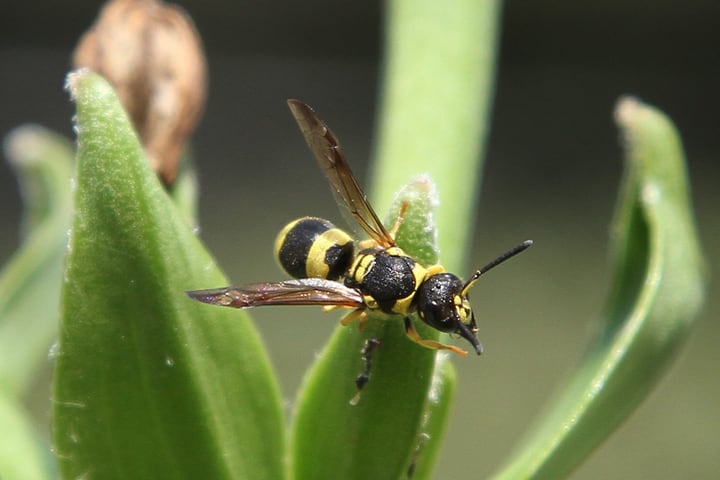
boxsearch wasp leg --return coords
[356,202,408,250]
[403,317,468,356]
[357,238,378,250]
[340,308,366,328]
[388,201,409,240]
[328,306,367,329]
[424,264,446,276]
[350,338,381,406]
[357,312,368,331]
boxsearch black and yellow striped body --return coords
[188,99,533,390]
[345,246,428,316]
[275,217,354,281]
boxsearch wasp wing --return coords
[187,278,364,309]
[287,99,396,249]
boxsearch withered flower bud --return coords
[74,0,207,185]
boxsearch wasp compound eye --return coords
[416,273,466,332]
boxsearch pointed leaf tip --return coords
[64,67,92,101]
[54,70,284,479]
[490,98,706,479]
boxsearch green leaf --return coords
[290,178,448,480]
[403,354,457,480]
[168,149,200,228]
[287,1,501,478]
[53,70,285,479]
[490,97,707,479]
[371,0,501,273]
[0,125,73,396]
[0,394,51,480]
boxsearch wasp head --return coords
[416,272,483,355]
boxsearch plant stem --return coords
[371,0,502,273]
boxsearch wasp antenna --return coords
[462,240,533,295]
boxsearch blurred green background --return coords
[1,1,718,478]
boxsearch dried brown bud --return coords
[74,0,207,185]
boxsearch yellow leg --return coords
[357,312,368,331]
[425,264,446,276]
[388,201,409,240]
[403,317,468,356]
[340,308,365,327]
[357,238,377,250]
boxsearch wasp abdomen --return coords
[275,217,354,280]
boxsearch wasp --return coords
[187,100,532,393]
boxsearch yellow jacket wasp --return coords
[187,99,532,396]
